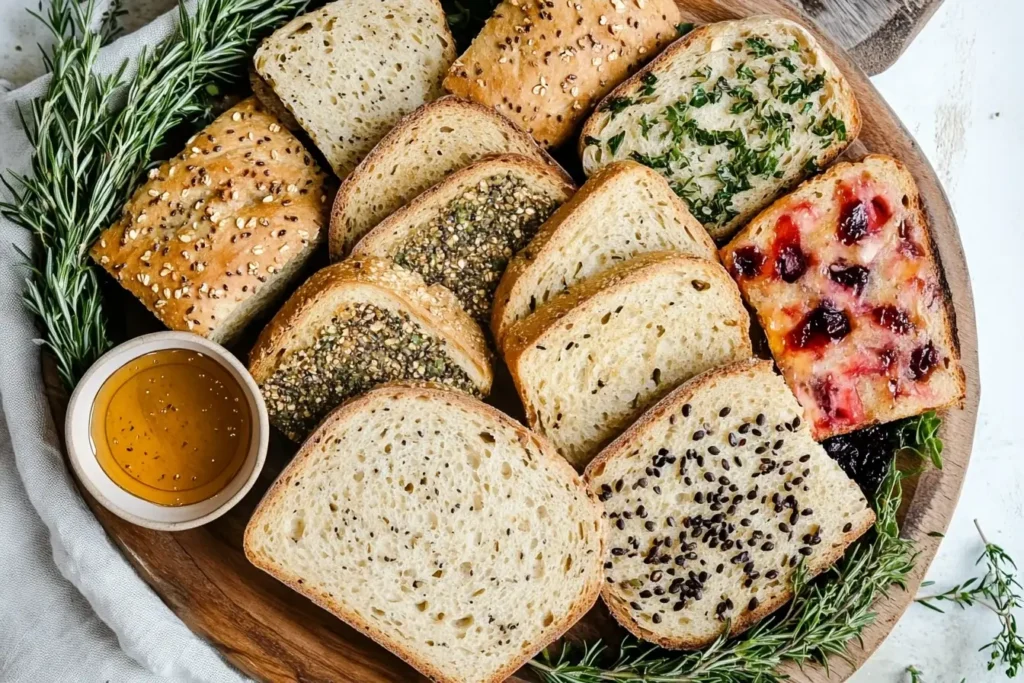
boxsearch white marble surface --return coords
[0,0,1020,680]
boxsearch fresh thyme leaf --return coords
[745,36,778,58]
[677,22,695,36]
[601,96,635,118]
[607,131,626,156]
[639,72,659,97]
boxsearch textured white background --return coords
[0,0,1020,681]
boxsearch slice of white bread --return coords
[580,16,860,240]
[350,154,576,321]
[491,160,719,344]
[585,359,875,649]
[329,96,559,260]
[503,252,753,469]
[249,257,492,441]
[253,0,456,179]
[244,384,606,683]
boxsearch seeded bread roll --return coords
[443,0,681,148]
[585,359,875,649]
[244,384,606,683]
[249,257,492,441]
[350,154,576,322]
[90,97,332,345]
[503,252,753,469]
[491,160,718,344]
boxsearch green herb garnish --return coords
[677,22,695,36]
[735,63,755,82]
[583,135,601,148]
[601,96,635,118]
[639,72,658,97]
[607,131,626,156]
[639,114,657,139]
[811,113,848,143]
[745,36,778,58]
[778,72,826,104]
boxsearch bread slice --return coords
[491,160,718,344]
[580,16,861,240]
[503,252,753,469]
[249,65,299,132]
[249,257,492,441]
[350,154,576,321]
[253,0,456,179]
[329,96,560,260]
[244,384,606,683]
[720,154,965,440]
[585,359,875,649]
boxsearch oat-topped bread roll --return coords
[443,0,681,148]
[585,359,874,649]
[90,97,331,345]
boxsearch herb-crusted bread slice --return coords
[504,252,753,469]
[249,257,492,441]
[349,154,576,322]
[579,16,860,240]
[491,160,718,344]
[585,359,875,649]
[253,0,456,179]
[244,384,606,683]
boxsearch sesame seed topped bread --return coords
[442,0,681,148]
[249,257,492,441]
[503,252,753,469]
[350,154,576,322]
[585,359,875,649]
[720,155,965,440]
[253,0,456,179]
[244,384,606,683]
[491,160,718,344]
[329,96,559,261]
[580,16,861,240]
[89,97,332,345]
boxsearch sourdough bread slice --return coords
[329,96,560,260]
[249,257,491,441]
[580,16,860,240]
[253,0,456,179]
[491,160,718,344]
[503,252,752,469]
[585,359,875,649]
[244,384,606,683]
[349,154,576,322]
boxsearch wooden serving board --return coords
[48,1,979,681]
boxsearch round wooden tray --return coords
[48,1,979,681]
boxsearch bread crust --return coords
[248,65,299,132]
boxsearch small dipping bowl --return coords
[66,331,268,531]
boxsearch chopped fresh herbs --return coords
[583,135,601,148]
[778,72,825,104]
[600,96,634,118]
[639,72,658,97]
[736,62,756,82]
[607,131,626,155]
[691,65,712,81]
[746,36,779,58]
[803,157,819,175]
[789,39,802,51]
[728,85,756,115]
[639,114,656,139]
[676,22,694,36]
[779,55,798,73]
[812,113,848,142]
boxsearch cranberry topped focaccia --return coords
[721,155,965,440]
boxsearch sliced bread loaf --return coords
[585,359,875,649]
[491,160,718,344]
[244,384,606,683]
[503,252,752,469]
[249,257,491,441]
[580,16,860,240]
[329,96,560,260]
[253,0,456,179]
[349,154,576,322]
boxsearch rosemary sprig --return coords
[906,665,924,683]
[898,410,944,470]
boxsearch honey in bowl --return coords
[90,348,252,507]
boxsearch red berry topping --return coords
[827,261,870,294]
[909,342,939,380]
[787,302,851,351]
[838,200,869,245]
[776,244,807,283]
[731,246,766,279]
[872,305,912,334]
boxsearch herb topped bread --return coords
[249,257,492,441]
[585,359,874,649]
[580,16,860,240]
[720,155,965,440]
[90,97,331,345]
[244,384,605,683]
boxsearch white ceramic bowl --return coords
[66,331,268,531]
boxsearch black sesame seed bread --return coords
[349,154,576,322]
[244,384,606,683]
[584,358,875,649]
[329,96,564,261]
[491,160,719,345]
[253,0,456,179]
[89,97,332,346]
[579,16,861,240]
[503,252,753,470]
[249,257,492,441]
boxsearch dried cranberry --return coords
[909,342,939,380]
[731,246,766,279]
[775,244,807,283]
[838,200,869,245]
[787,303,851,350]
[872,305,912,334]
[828,262,870,294]
[871,197,892,225]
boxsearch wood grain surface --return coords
[56,2,980,682]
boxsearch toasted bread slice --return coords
[504,252,752,469]
[244,384,606,683]
[580,16,860,240]
[720,154,965,440]
[585,359,875,649]
[249,257,491,441]
[491,160,718,344]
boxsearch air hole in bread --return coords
[288,517,305,542]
